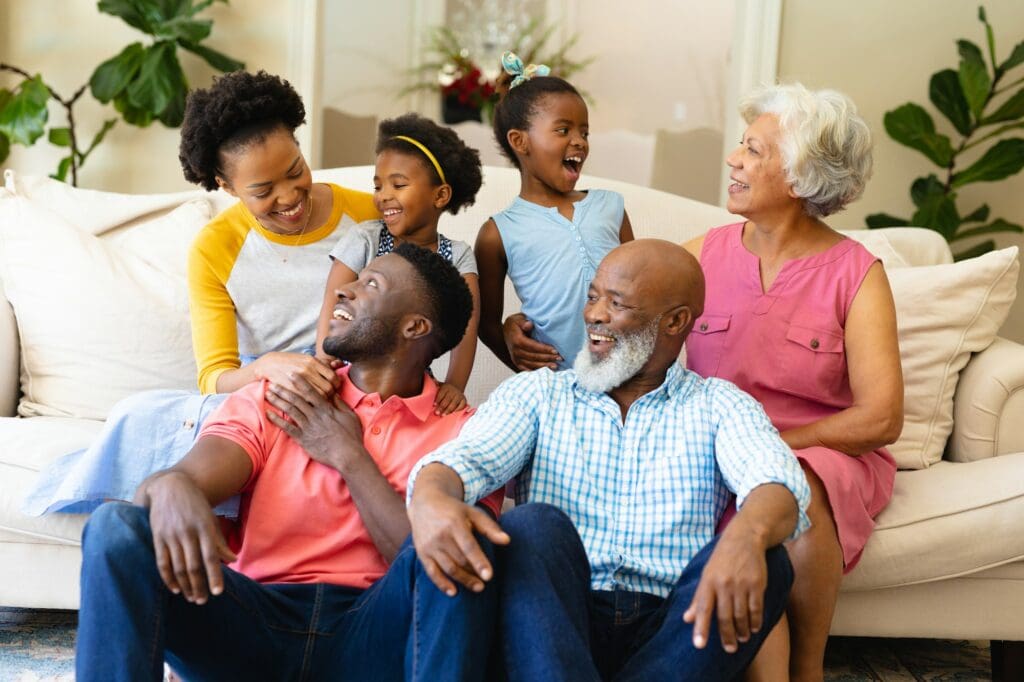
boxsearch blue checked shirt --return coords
[409,363,811,598]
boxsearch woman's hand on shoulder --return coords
[252,351,341,398]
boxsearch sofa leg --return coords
[991,640,1024,681]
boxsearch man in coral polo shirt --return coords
[76,244,501,682]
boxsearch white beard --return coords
[573,316,660,394]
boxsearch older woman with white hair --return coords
[684,82,903,681]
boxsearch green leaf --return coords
[48,127,71,147]
[883,103,955,166]
[983,88,1024,124]
[910,174,945,207]
[865,213,909,229]
[951,218,1024,242]
[959,40,992,121]
[156,16,212,43]
[911,192,960,240]
[90,43,146,103]
[0,76,50,146]
[951,137,1024,187]
[97,0,154,34]
[114,92,154,127]
[954,239,996,261]
[978,6,997,75]
[125,42,182,117]
[157,85,186,127]
[0,132,9,164]
[929,69,972,136]
[50,155,72,183]
[0,88,11,111]
[83,119,118,158]
[178,41,245,72]
[999,41,1024,74]
[961,204,990,223]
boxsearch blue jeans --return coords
[77,502,496,681]
[495,503,794,682]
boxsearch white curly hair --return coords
[739,82,873,217]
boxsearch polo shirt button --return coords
[810,338,820,349]
[371,426,381,435]
[699,322,708,331]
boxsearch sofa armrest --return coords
[949,336,1024,461]
[0,277,18,417]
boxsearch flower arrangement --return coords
[402,20,592,124]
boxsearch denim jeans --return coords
[76,502,496,682]
[495,503,794,682]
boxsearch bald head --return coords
[598,239,705,324]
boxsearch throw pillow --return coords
[0,195,212,419]
[887,246,1019,469]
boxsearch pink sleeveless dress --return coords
[687,223,896,572]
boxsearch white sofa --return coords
[1,166,1023,658]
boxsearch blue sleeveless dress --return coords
[492,190,624,369]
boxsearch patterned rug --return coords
[0,607,994,680]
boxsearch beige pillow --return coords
[888,247,1019,469]
[0,195,212,419]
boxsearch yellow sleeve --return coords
[331,184,380,223]
[187,205,250,394]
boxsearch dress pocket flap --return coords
[785,322,843,353]
[693,314,731,335]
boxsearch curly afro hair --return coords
[492,76,582,168]
[179,70,306,191]
[392,242,473,359]
[375,113,483,215]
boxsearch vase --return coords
[441,94,482,124]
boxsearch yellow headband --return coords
[392,135,447,184]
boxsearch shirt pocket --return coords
[686,314,731,377]
[776,313,847,401]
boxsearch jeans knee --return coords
[82,502,151,564]
[500,503,581,555]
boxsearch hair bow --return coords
[502,51,551,88]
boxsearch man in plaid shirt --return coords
[408,239,811,681]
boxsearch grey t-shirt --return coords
[329,220,477,276]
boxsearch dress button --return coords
[371,426,381,435]
[182,419,195,430]
[699,322,708,331]
[810,338,820,349]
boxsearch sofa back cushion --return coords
[0,192,212,419]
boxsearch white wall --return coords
[1,0,297,193]
[777,0,1024,342]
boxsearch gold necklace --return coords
[259,192,315,263]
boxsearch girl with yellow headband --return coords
[315,113,483,415]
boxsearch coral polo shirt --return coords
[199,366,496,589]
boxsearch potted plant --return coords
[402,19,592,125]
[866,5,1024,260]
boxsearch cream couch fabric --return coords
[1,166,1022,643]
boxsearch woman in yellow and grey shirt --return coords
[24,71,378,516]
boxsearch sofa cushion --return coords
[0,195,212,419]
[0,416,98,546]
[884,247,1019,469]
[841,455,1024,590]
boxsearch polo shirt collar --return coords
[337,365,439,422]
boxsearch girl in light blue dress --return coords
[475,52,634,373]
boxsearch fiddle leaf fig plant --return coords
[0,0,243,186]
[866,6,1024,260]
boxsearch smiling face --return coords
[216,126,314,235]
[725,113,798,220]
[513,92,589,194]
[323,253,425,362]
[373,149,448,241]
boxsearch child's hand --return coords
[434,382,468,415]
[315,352,345,370]
[503,313,561,371]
